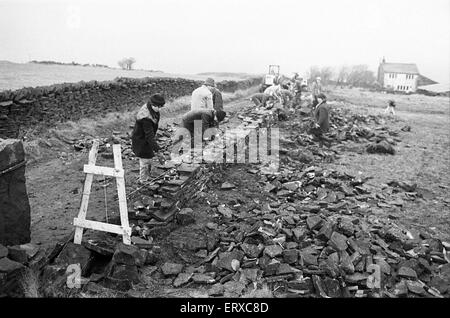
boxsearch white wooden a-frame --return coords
[73,140,131,245]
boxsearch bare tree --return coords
[306,66,321,83]
[319,66,334,84]
[118,57,136,70]
[306,65,334,84]
[347,64,376,87]
[337,65,351,85]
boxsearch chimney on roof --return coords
[382,57,386,64]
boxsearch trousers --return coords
[139,158,152,182]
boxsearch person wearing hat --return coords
[311,77,323,108]
[131,94,166,183]
[181,108,227,149]
[190,78,215,111]
[208,80,224,112]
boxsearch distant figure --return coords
[314,93,330,133]
[131,94,166,183]
[210,85,223,111]
[311,77,323,108]
[191,78,215,110]
[279,89,294,108]
[384,100,396,116]
[292,73,303,107]
[181,109,227,147]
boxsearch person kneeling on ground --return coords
[131,94,166,183]
[181,109,227,149]
[250,92,272,108]
[264,84,283,108]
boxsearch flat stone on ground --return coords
[307,216,323,231]
[173,273,193,287]
[161,262,184,276]
[329,232,348,251]
[0,257,25,273]
[398,267,418,280]
[264,245,283,258]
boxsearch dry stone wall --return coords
[0,77,260,138]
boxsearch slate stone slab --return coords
[0,139,31,246]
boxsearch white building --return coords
[377,58,420,93]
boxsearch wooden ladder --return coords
[73,140,131,245]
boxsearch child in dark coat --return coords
[131,94,166,183]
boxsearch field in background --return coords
[328,87,449,115]
[0,61,257,91]
[329,87,450,240]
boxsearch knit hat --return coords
[149,94,165,107]
[204,78,215,87]
[216,110,226,122]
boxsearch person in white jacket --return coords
[264,84,283,107]
[191,78,215,110]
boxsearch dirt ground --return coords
[26,86,450,254]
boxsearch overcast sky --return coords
[0,0,449,83]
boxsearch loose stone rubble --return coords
[2,97,448,298]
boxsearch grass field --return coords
[328,87,450,240]
[328,87,449,115]
[0,60,256,91]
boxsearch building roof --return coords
[380,63,419,74]
[418,83,450,93]
[417,74,438,86]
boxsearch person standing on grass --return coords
[384,100,396,116]
[191,78,215,110]
[131,94,166,183]
[310,93,331,147]
[292,73,303,107]
[311,77,323,108]
[209,81,224,112]
[314,93,330,132]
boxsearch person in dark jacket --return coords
[292,73,303,107]
[131,94,166,183]
[314,93,330,133]
[181,108,226,148]
[209,85,224,111]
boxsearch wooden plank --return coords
[113,144,131,245]
[83,164,124,178]
[73,218,129,235]
[74,140,99,244]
